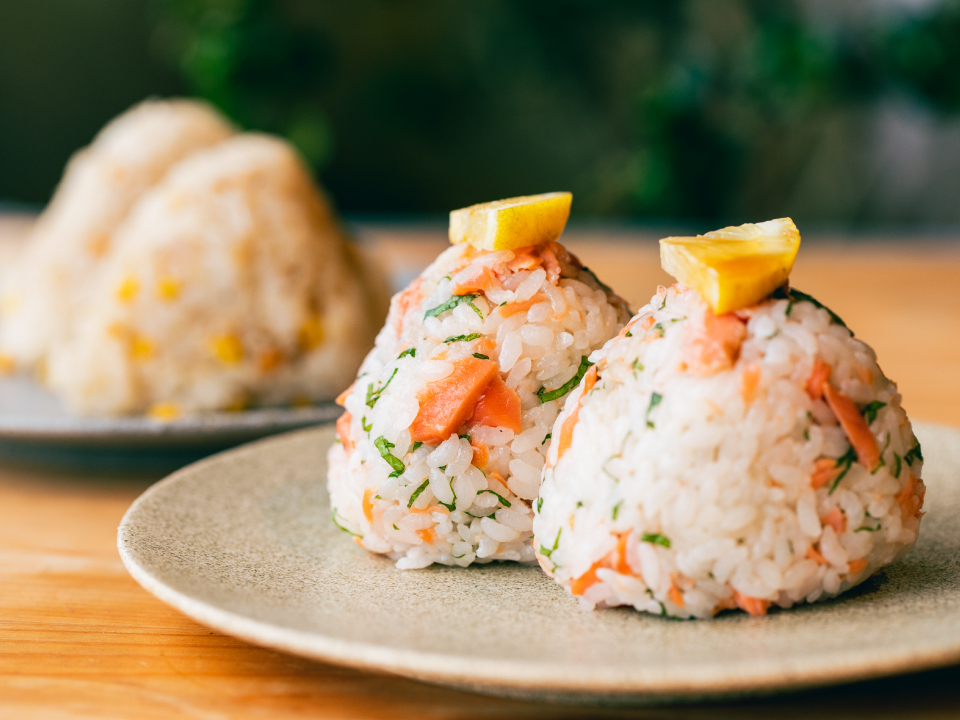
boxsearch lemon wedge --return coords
[660,218,801,314]
[449,192,572,251]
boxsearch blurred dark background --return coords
[1,0,959,226]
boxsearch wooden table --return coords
[2,216,960,719]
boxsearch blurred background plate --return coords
[0,373,341,470]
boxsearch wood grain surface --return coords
[1,216,959,719]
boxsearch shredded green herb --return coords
[374,436,405,478]
[612,501,622,520]
[646,392,663,428]
[893,452,902,479]
[653,322,665,337]
[477,489,511,507]
[332,509,361,537]
[444,333,483,344]
[411,441,423,452]
[536,497,543,513]
[803,428,810,441]
[542,432,551,445]
[473,353,489,359]
[537,355,593,403]
[773,287,849,331]
[904,442,923,466]
[424,293,483,320]
[641,532,671,548]
[862,401,886,424]
[366,368,398,408]
[407,479,430,508]
[361,416,372,432]
[872,433,891,474]
[632,358,644,373]
[539,528,562,559]
[829,445,858,494]
[439,477,457,511]
[398,347,416,359]
[855,524,881,532]
[625,331,633,338]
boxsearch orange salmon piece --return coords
[554,366,599,461]
[734,590,770,616]
[362,488,375,523]
[498,295,542,318]
[470,438,489,469]
[454,265,499,295]
[470,375,522,432]
[811,457,839,489]
[822,507,846,534]
[686,310,746,375]
[336,411,354,454]
[823,383,880,470]
[806,359,831,400]
[412,357,499,444]
[848,558,869,574]
[570,560,602,596]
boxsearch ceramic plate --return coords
[0,374,339,466]
[118,422,960,703]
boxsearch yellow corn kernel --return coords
[298,316,324,351]
[129,336,154,360]
[148,402,180,421]
[0,354,15,374]
[211,335,244,364]
[116,276,140,303]
[156,277,182,301]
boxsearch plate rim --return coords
[117,421,960,699]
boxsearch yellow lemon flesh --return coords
[449,192,573,251]
[660,218,801,315]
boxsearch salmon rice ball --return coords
[328,239,631,569]
[533,283,925,618]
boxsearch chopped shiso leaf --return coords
[641,532,671,548]
[424,293,483,320]
[862,401,886,424]
[473,353,489,359]
[366,368,398,408]
[444,333,483,344]
[332,509,360,537]
[904,442,923,466]
[398,347,416,359]
[829,445,858,494]
[477,489,512,507]
[537,355,593,403]
[646,392,663,428]
[374,436,405,478]
[407,478,430,508]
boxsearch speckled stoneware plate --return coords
[118,421,960,703]
[0,374,339,465]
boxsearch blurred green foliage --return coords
[2,0,959,222]
[151,0,960,221]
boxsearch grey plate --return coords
[118,422,960,703]
[0,374,339,467]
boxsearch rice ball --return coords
[0,99,235,368]
[533,284,925,618]
[328,240,631,568]
[45,134,387,415]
